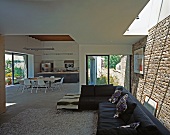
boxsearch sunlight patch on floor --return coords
[6,103,16,107]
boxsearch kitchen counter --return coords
[36,72,79,83]
[37,71,79,74]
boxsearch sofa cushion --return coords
[95,84,114,96]
[129,106,160,135]
[115,86,124,91]
[95,97,109,104]
[79,97,96,110]
[98,108,125,129]
[114,94,128,118]
[99,102,116,110]
[119,122,140,129]
[129,122,140,129]
[97,127,138,135]
[120,99,137,123]
[99,118,125,129]
[81,85,95,96]
[108,90,122,104]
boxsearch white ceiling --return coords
[0,0,149,45]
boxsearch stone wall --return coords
[132,16,170,130]
[0,35,6,114]
[131,37,147,96]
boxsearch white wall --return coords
[4,36,132,87]
[42,41,79,70]
[79,44,132,85]
[4,35,43,76]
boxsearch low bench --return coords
[57,93,80,110]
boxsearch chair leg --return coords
[45,87,47,93]
[22,86,25,93]
[17,85,21,91]
[50,86,54,91]
[57,85,61,91]
[62,84,63,89]
[31,87,33,93]
[36,86,38,93]
[61,84,63,90]
[50,83,54,91]
[17,85,20,91]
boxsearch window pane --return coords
[87,56,108,85]
[109,55,130,89]
[14,54,27,84]
[5,54,12,85]
[109,55,121,86]
[86,55,130,88]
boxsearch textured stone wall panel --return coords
[132,15,170,130]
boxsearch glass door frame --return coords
[86,55,110,85]
[5,52,28,85]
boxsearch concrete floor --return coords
[0,83,80,126]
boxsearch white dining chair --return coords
[17,79,24,91]
[53,77,64,91]
[22,79,33,93]
[30,80,37,92]
[50,76,56,90]
[36,79,48,93]
[44,76,54,89]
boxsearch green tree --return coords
[5,67,12,74]
[104,55,121,69]
[5,59,12,74]
[14,67,23,77]
[5,59,12,68]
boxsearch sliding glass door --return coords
[5,54,13,85]
[5,53,28,85]
[13,54,27,84]
[86,55,109,85]
[86,55,130,88]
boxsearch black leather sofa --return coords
[79,84,123,110]
[97,94,160,135]
[78,85,170,135]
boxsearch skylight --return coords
[124,0,169,36]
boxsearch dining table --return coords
[29,77,61,88]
